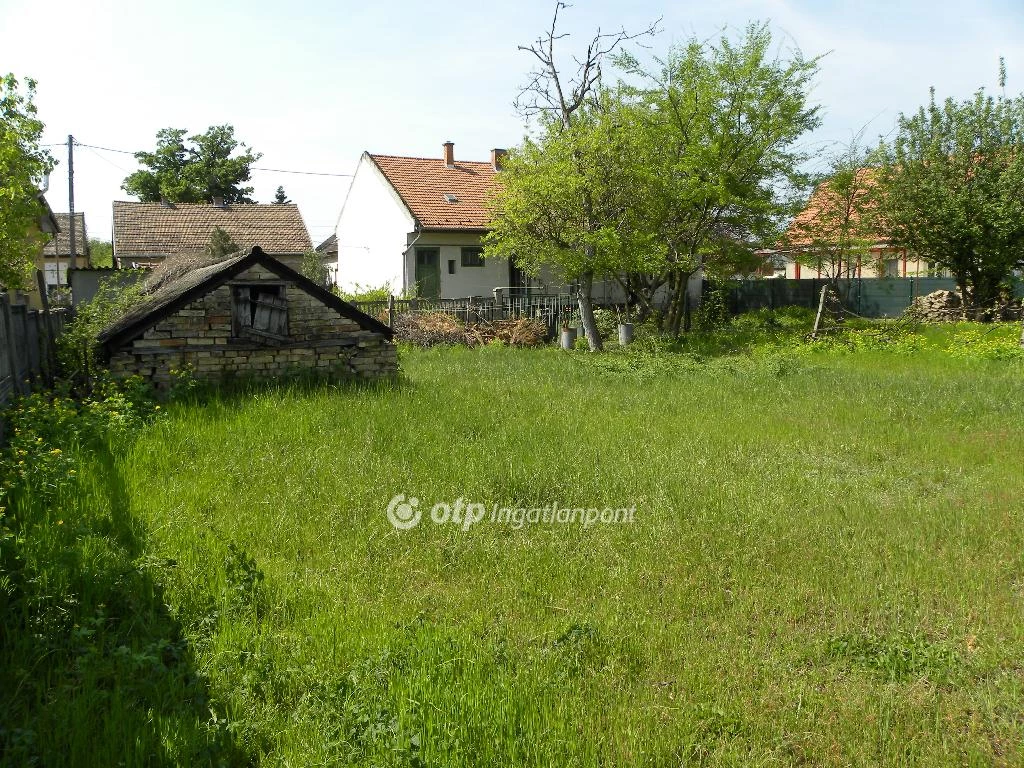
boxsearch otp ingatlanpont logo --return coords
[385,494,421,529]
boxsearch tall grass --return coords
[105,339,1024,766]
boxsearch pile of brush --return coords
[393,312,547,347]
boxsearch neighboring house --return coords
[112,199,312,270]
[776,170,943,280]
[315,233,339,285]
[41,212,90,290]
[3,194,61,307]
[335,142,509,298]
[98,246,396,389]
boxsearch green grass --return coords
[5,326,1024,765]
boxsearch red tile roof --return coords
[369,154,498,230]
[785,168,887,247]
[113,201,312,258]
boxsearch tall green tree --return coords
[616,24,822,334]
[88,238,113,268]
[875,71,1024,315]
[0,74,56,289]
[485,3,657,351]
[122,125,262,204]
[273,186,291,204]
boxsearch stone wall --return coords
[108,264,397,388]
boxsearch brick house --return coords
[112,199,312,270]
[98,246,396,388]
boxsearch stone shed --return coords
[98,246,396,388]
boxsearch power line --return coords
[252,167,352,177]
[73,140,353,177]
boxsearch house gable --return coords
[98,246,392,357]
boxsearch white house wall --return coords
[405,231,508,298]
[335,154,415,294]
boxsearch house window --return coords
[43,262,68,288]
[448,259,456,274]
[231,284,288,341]
[461,247,484,267]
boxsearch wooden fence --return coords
[0,291,67,407]
[351,290,582,338]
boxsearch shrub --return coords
[57,274,145,392]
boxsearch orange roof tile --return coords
[113,201,312,258]
[785,168,887,247]
[369,154,498,230]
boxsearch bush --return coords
[57,274,145,392]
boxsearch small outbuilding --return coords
[98,246,396,388]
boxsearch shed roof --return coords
[97,246,391,356]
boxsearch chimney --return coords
[212,196,225,208]
[490,148,507,172]
[442,141,455,168]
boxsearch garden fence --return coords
[0,292,67,408]
[719,277,1024,318]
[352,290,582,339]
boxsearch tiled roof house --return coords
[334,142,515,299]
[113,200,312,270]
[776,169,935,279]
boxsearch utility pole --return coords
[66,134,76,290]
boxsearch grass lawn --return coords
[121,339,1024,766]
[4,325,1024,766]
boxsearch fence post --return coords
[492,287,504,320]
[1,294,26,396]
[35,269,56,387]
[387,294,395,328]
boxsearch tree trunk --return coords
[577,269,603,352]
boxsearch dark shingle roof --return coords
[315,233,337,257]
[42,213,89,257]
[97,246,392,356]
[113,201,312,257]
[369,153,498,230]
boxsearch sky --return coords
[3,0,1023,244]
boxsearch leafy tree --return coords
[0,74,56,290]
[88,238,114,268]
[875,71,1024,316]
[783,137,879,286]
[616,24,822,334]
[122,125,262,204]
[485,3,657,351]
[273,186,291,204]
[205,226,240,259]
[300,249,330,288]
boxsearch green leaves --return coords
[0,73,56,290]
[121,124,262,204]
[876,80,1024,312]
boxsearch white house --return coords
[335,142,628,301]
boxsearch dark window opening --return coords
[232,284,288,341]
[448,259,456,274]
[461,247,484,267]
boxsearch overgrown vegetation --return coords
[57,275,146,392]
[0,380,249,765]
[3,327,1021,765]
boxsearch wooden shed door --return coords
[252,293,287,336]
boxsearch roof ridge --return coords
[369,153,495,166]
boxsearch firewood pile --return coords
[393,311,548,347]
[906,290,1023,322]
[905,290,963,322]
